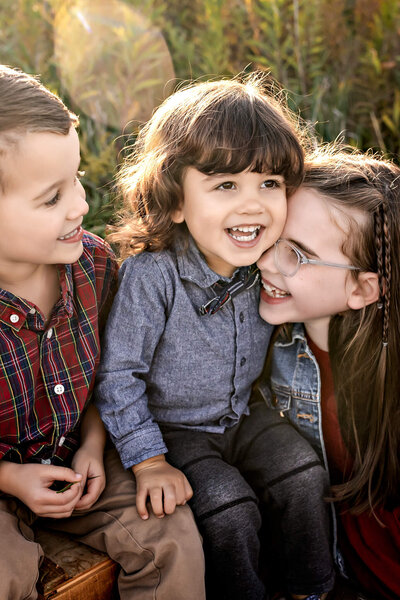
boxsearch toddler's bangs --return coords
[184,108,303,187]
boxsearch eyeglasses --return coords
[274,238,361,277]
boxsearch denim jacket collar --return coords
[274,322,307,348]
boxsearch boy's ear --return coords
[171,205,184,224]
[347,272,380,310]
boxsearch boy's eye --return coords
[216,181,235,190]
[44,192,60,207]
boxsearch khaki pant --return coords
[0,448,205,600]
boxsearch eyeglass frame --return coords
[274,238,361,278]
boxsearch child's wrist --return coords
[0,460,22,495]
[132,454,166,474]
[78,436,105,458]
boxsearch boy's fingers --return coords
[45,466,82,483]
[46,481,82,504]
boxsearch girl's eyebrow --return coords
[287,238,319,258]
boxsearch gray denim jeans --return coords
[161,399,335,600]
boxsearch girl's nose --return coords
[257,245,277,273]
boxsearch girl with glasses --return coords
[256,148,400,600]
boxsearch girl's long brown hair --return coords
[108,73,305,261]
[303,149,400,513]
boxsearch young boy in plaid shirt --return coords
[0,65,204,600]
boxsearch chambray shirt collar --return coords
[174,234,241,288]
[0,264,74,331]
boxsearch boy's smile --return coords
[173,167,287,278]
[58,225,84,243]
[0,126,88,284]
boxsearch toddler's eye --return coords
[261,179,281,189]
[217,181,235,190]
[45,192,60,207]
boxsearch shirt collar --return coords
[59,264,75,317]
[0,264,74,330]
[174,234,242,289]
[274,322,307,347]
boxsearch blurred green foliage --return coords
[0,0,399,236]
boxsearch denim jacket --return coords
[256,322,346,573]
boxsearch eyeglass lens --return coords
[275,240,299,276]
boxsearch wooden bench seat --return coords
[36,528,119,600]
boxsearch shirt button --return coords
[29,308,36,314]
[239,312,245,323]
[54,384,65,395]
[10,314,19,323]
[41,458,51,465]
[47,328,53,339]
[240,357,246,366]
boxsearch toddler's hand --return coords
[132,455,192,520]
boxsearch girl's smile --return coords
[260,278,290,301]
[257,186,365,349]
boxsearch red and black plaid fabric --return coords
[0,231,118,466]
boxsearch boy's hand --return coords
[71,443,106,511]
[132,455,193,520]
[0,461,83,518]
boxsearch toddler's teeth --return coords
[228,225,261,241]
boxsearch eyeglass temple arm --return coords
[303,258,360,271]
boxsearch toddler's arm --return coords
[0,459,83,518]
[132,455,193,520]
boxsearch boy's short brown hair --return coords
[0,65,78,190]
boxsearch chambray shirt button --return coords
[239,312,245,323]
[10,314,19,323]
[54,384,65,395]
[47,328,53,339]
[240,357,246,366]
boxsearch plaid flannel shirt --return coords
[0,231,118,466]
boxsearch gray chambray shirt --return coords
[95,235,272,468]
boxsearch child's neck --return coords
[304,316,330,352]
[0,263,60,322]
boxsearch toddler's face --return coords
[0,126,89,273]
[172,167,287,277]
